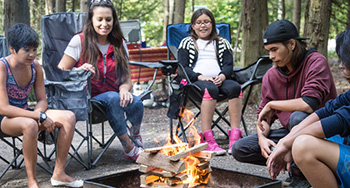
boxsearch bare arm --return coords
[33,61,48,113]
[257,121,276,159]
[57,54,78,70]
[258,98,313,131]
[266,113,323,179]
[266,98,313,113]
[58,54,95,73]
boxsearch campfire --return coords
[136,109,215,188]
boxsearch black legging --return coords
[193,79,241,100]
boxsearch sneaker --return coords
[285,163,311,188]
[227,128,242,154]
[131,135,144,148]
[286,176,311,188]
[123,146,143,161]
[199,131,226,156]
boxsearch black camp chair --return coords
[41,12,165,168]
[165,23,273,143]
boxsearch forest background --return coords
[0,0,349,67]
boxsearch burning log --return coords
[140,174,160,185]
[191,151,215,159]
[196,161,210,171]
[169,143,208,161]
[137,152,186,174]
[144,143,188,153]
[137,143,214,188]
[141,182,189,188]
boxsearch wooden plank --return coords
[174,173,188,181]
[143,167,176,178]
[140,174,160,185]
[169,143,208,161]
[166,178,182,186]
[197,161,210,171]
[141,182,189,188]
[143,143,188,153]
[192,151,216,159]
[139,165,156,173]
[136,152,186,174]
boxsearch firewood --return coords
[141,182,189,188]
[136,152,186,174]
[166,178,182,186]
[142,167,176,178]
[143,143,188,153]
[196,161,210,171]
[207,174,214,188]
[139,165,156,173]
[174,173,188,181]
[192,151,216,159]
[169,143,208,161]
[140,174,160,185]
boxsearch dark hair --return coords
[82,0,129,85]
[280,39,307,71]
[7,23,39,53]
[336,28,350,69]
[189,8,219,42]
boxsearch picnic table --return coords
[128,46,168,83]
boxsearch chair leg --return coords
[91,134,117,168]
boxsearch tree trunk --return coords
[241,0,266,104]
[173,0,185,24]
[162,0,169,44]
[241,0,264,67]
[45,0,54,14]
[292,0,301,31]
[4,0,30,34]
[303,0,332,58]
[80,0,89,13]
[72,0,75,12]
[29,0,36,27]
[261,0,268,31]
[56,0,66,12]
[168,0,174,24]
[281,0,286,19]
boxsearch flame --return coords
[155,108,210,187]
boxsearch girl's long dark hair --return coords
[82,0,129,85]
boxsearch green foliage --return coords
[330,1,348,40]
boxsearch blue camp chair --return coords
[164,23,272,143]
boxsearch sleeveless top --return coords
[1,58,36,109]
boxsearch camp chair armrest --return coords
[129,61,165,69]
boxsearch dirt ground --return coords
[0,61,346,188]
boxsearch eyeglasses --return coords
[193,20,212,27]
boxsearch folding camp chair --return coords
[165,23,272,142]
[0,131,56,180]
[41,12,164,168]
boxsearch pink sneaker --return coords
[227,128,242,154]
[199,130,226,155]
[123,146,143,161]
[131,135,144,148]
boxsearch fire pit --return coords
[83,167,281,188]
